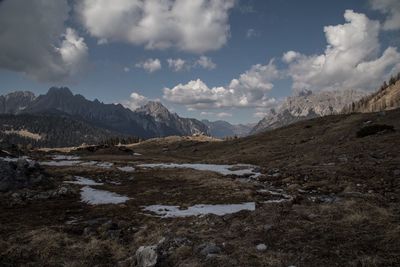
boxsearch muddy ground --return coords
[1,109,400,266]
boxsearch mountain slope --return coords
[202,120,254,138]
[0,113,125,148]
[343,78,400,114]
[136,101,209,136]
[251,89,365,134]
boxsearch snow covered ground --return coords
[137,163,262,178]
[144,202,256,218]
[80,186,130,205]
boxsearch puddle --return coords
[138,163,262,178]
[144,202,255,218]
[80,186,130,205]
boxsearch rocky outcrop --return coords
[251,89,365,134]
[0,158,52,192]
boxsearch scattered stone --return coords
[199,243,221,257]
[256,243,267,251]
[134,245,158,267]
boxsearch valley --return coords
[1,108,400,266]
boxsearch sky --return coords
[0,0,399,124]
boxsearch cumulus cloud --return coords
[196,56,217,70]
[135,58,162,73]
[77,0,235,53]
[282,51,301,63]
[285,10,400,92]
[122,92,149,110]
[0,0,88,82]
[167,58,188,72]
[370,0,400,30]
[163,60,279,109]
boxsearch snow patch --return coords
[118,166,135,172]
[52,155,80,160]
[64,176,103,186]
[41,160,82,166]
[144,202,255,218]
[80,186,130,205]
[137,163,261,178]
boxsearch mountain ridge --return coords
[0,87,209,138]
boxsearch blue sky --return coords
[0,0,399,123]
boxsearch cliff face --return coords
[251,89,365,134]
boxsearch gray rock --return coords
[256,243,267,251]
[134,245,158,267]
[199,243,221,257]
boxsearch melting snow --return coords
[52,155,80,160]
[137,163,261,178]
[41,160,82,166]
[118,166,135,172]
[0,156,31,162]
[133,153,142,156]
[64,176,103,186]
[144,202,255,218]
[80,186,130,205]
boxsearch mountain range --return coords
[0,87,210,139]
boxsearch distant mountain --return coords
[251,89,365,135]
[343,77,400,114]
[202,120,255,138]
[135,101,209,136]
[0,91,35,114]
[0,87,209,139]
[0,113,125,148]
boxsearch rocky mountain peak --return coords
[137,101,170,116]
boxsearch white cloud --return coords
[135,58,162,73]
[216,112,232,118]
[0,0,88,82]
[282,51,301,63]
[123,67,130,72]
[196,56,217,70]
[77,0,235,53]
[285,10,400,92]
[370,0,400,30]
[122,92,149,110]
[163,60,279,109]
[58,28,89,78]
[167,58,189,72]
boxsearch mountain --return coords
[251,89,365,135]
[343,76,400,114]
[202,120,255,138]
[0,91,36,114]
[135,101,209,136]
[0,87,209,139]
[0,113,126,148]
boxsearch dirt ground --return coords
[1,109,400,266]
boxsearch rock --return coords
[256,243,267,251]
[393,169,400,176]
[134,245,158,267]
[199,243,221,257]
